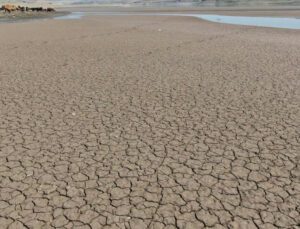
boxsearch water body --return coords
[55,11,300,30]
[138,0,300,7]
[194,14,300,29]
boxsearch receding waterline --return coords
[55,12,300,30]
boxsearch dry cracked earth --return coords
[0,14,299,229]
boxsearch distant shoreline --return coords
[58,5,300,18]
[1,5,300,23]
[0,11,69,23]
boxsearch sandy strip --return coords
[59,5,300,17]
[0,11,299,229]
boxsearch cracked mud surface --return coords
[0,15,299,228]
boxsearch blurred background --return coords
[1,0,300,7]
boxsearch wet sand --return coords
[0,9,299,228]
[62,5,300,17]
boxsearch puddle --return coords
[55,12,300,29]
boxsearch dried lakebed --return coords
[0,12,300,229]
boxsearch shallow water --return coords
[55,11,300,30]
[194,14,300,29]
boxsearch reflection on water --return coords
[56,12,300,30]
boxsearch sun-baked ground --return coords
[0,12,299,229]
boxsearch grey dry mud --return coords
[0,13,299,229]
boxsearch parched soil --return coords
[0,14,299,229]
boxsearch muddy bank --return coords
[0,11,69,23]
